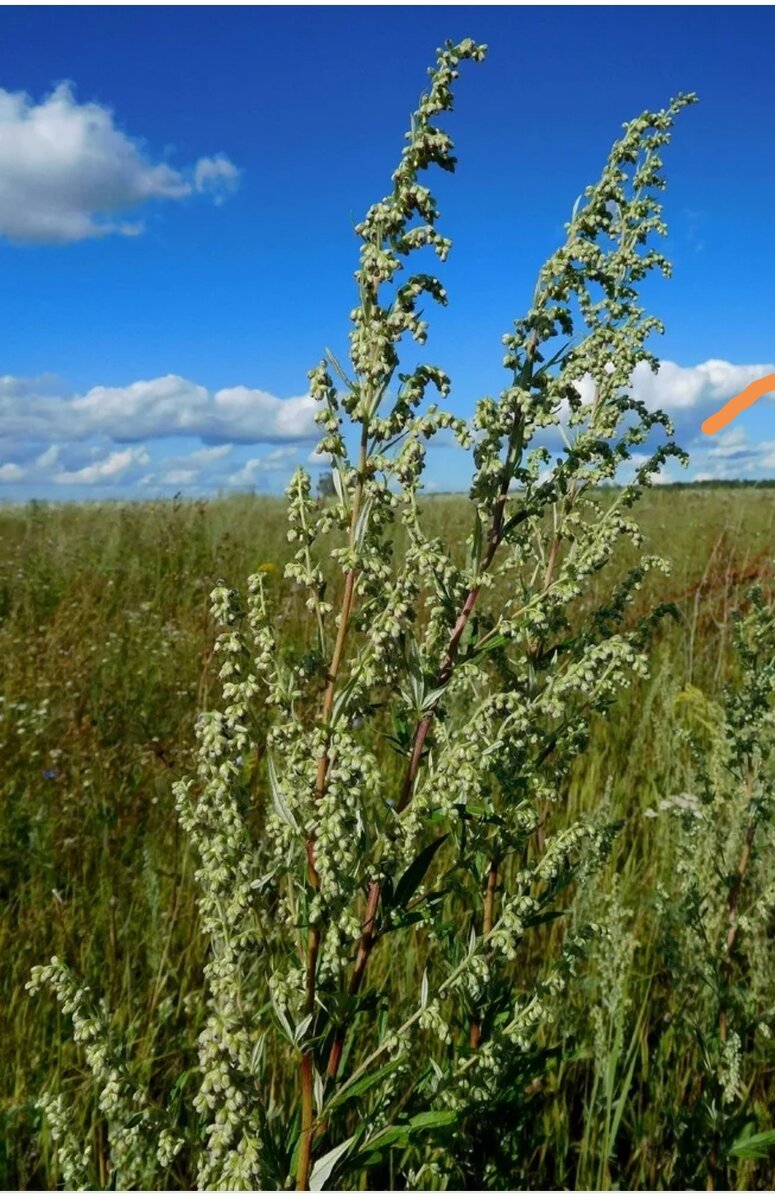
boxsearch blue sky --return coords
[1,5,774,499]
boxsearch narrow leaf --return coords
[267,752,299,833]
[309,1136,354,1191]
[409,1109,458,1132]
[421,682,449,712]
[328,1059,398,1109]
[729,1129,775,1159]
[393,834,448,911]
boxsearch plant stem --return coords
[326,880,380,1079]
[296,425,369,1189]
[469,858,499,1049]
[326,401,529,1079]
[296,1052,315,1191]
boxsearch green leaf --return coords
[469,509,483,568]
[467,632,508,662]
[409,1109,458,1132]
[330,669,361,727]
[421,682,449,712]
[405,637,426,713]
[361,1124,410,1154]
[354,497,374,548]
[169,1068,194,1100]
[729,1128,775,1159]
[331,465,347,507]
[393,834,448,911]
[294,1013,313,1044]
[270,994,295,1044]
[328,1059,398,1110]
[525,909,567,929]
[256,1103,288,1189]
[309,1136,355,1191]
[387,707,412,755]
[360,1110,458,1159]
[390,909,430,930]
[267,752,299,833]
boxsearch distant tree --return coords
[317,470,336,500]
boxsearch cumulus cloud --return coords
[0,82,239,243]
[631,358,775,416]
[227,446,301,487]
[0,374,318,446]
[567,359,775,426]
[0,462,25,482]
[530,358,775,483]
[193,155,240,203]
[160,468,198,487]
[35,444,61,470]
[0,357,773,496]
[132,443,311,496]
[561,359,775,451]
[231,449,295,486]
[690,430,775,481]
[53,446,149,485]
[138,443,235,490]
[706,427,751,460]
[627,360,775,481]
[0,372,321,496]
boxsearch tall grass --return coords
[3,487,775,1188]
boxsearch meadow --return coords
[3,485,775,1190]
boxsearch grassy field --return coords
[3,486,775,1189]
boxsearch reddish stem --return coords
[327,471,516,1079]
[326,881,381,1078]
[469,860,498,1050]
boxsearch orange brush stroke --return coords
[702,373,775,435]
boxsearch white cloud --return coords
[0,462,25,481]
[539,359,775,484]
[227,446,301,487]
[53,446,149,485]
[0,374,318,445]
[631,358,775,415]
[0,372,321,496]
[568,359,775,425]
[682,428,775,482]
[194,155,241,203]
[0,82,239,243]
[212,386,318,442]
[227,460,264,488]
[161,468,198,487]
[2,357,774,496]
[35,444,61,469]
[629,361,775,482]
[561,359,775,449]
[186,444,234,466]
[706,427,750,460]
[137,443,236,490]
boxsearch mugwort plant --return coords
[29,38,698,1189]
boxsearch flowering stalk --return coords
[650,586,775,1187]
[317,85,697,1087]
[29,40,697,1192]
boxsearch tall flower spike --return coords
[28,46,700,1194]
